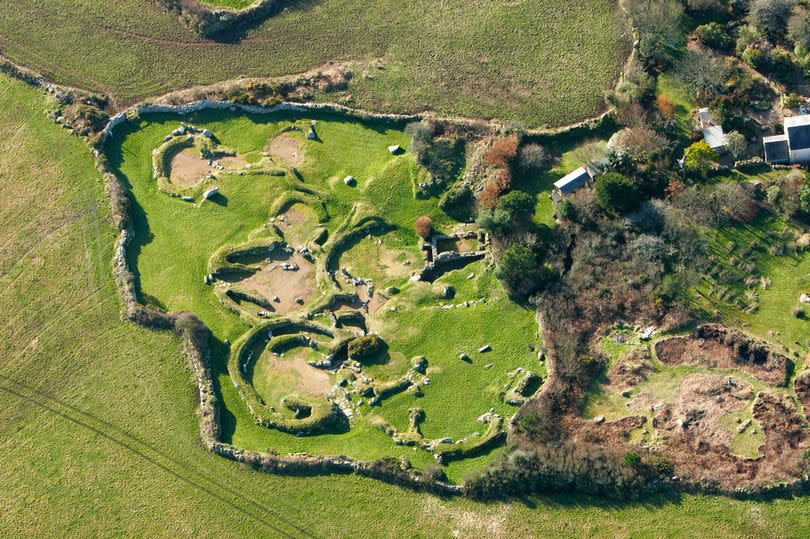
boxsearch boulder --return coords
[344,175,356,187]
[441,286,455,299]
[800,293,810,304]
[479,344,492,353]
[387,144,402,154]
[202,187,219,200]
[594,416,605,425]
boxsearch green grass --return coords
[656,74,694,150]
[695,214,810,353]
[103,106,545,475]
[7,69,810,539]
[0,0,626,127]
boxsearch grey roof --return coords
[702,125,726,149]
[553,167,591,195]
[763,135,789,163]
[785,114,810,151]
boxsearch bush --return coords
[439,185,474,221]
[348,334,385,361]
[695,22,733,50]
[611,127,671,163]
[517,143,550,172]
[414,215,433,239]
[715,183,759,223]
[742,45,770,71]
[594,172,641,214]
[624,451,642,468]
[484,135,519,169]
[656,95,675,118]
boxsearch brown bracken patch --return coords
[654,324,792,386]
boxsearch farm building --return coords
[551,166,592,201]
[763,114,810,163]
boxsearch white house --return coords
[763,114,810,163]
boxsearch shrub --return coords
[801,184,810,213]
[656,95,675,118]
[782,92,803,109]
[348,334,385,361]
[477,180,502,209]
[611,127,671,163]
[517,143,550,172]
[404,120,435,158]
[594,172,641,214]
[695,22,733,50]
[415,215,433,239]
[742,46,770,71]
[439,185,474,221]
[624,451,642,468]
[484,135,519,168]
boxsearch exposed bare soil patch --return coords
[604,347,654,393]
[655,324,792,386]
[170,148,212,187]
[267,134,303,166]
[236,252,316,314]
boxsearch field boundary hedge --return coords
[155,0,283,38]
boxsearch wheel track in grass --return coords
[0,373,318,539]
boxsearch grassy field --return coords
[0,0,626,127]
[7,67,810,539]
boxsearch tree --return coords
[788,9,810,50]
[594,172,641,214]
[724,130,748,160]
[495,244,554,296]
[683,140,718,177]
[611,127,671,163]
[497,190,535,222]
[517,143,549,172]
[673,47,729,100]
[415,215,433,239]
[626,0,686,68]
[749,0,793,39]
[715,183,759,223]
